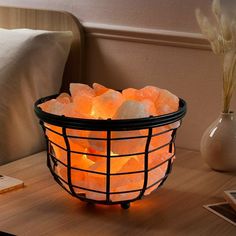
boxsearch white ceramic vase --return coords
[200,112,236,172]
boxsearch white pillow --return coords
[0,28,73,165]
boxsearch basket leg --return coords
[121,202,130,209]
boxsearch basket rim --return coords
[34,94,187,130]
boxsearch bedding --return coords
[0,28,73,165]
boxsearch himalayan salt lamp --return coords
[39,83,180,202]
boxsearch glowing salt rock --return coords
[155,89,179,115]
[85,173,106,200]
[122,88,139,101]
[73,95,93,116]
[88,131,107,153]
[59,152,94,170]
[111,157,143,188]
[150,127,172,149]
[57,152,94,195]
[138,85,161,103]
[169,121,181,129]
[148,145,173,170]
[139,127,172,152]
[70,83,95,98]
[45,124,65,149]
[111,181,142,202]
[112,101,149,154]
[63,103,90,119]
[86,148,106,163]
[51,143,67,162]
[144,162,167,196]
[92,83,109,96]
[67,129,90,149]
[57,165,87,191]
[39,99,64,115]
[56,93,72,104]
[110,157,143,201]
[90,156,131,174]
[113,100,149,119]
[117,156,143,173]
[141,99,157,116]
[111,130,145,155]
[92,90,123,118]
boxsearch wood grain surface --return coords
[0,149,235,236]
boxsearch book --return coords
[224,190,236,212]
[203,202,236,226]
[0,175,24,194]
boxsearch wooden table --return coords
[0,148,235,236]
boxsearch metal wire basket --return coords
[34,94,186,209]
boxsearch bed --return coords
[0,6,85,164]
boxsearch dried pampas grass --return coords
[196,0,236,113]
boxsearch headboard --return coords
[0,6,85,91]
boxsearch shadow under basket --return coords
[34,95,187,209]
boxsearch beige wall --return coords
[0,0,235,151]
[0,0,214,32]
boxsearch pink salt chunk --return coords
[112,101,150,154]
[113,100,150,119]
[67,129,90,149]
[148,145,172,169]
[63,103,89,118]
[122,88,139,101]
[155,89,179,115]
[138,85,161,103]
[150,127,172,149]
[110,157,144,189]
[56,93,72,104]
[84,173,106,200]
[90,156,131,174]
[111,130,145,155]
[70,83,95,98]
[118,157,143,173]
[144,163,167,196]
[92,90,124,119]
[88,131,107,153]
[111,181,142,202]
[141,99,157,116]
[39,99,64,115]
[92,83,109,96]
[73,95,93,116]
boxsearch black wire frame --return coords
[35,94,187,207]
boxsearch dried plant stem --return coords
[196,0,236,113]
[223,53,236,113]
